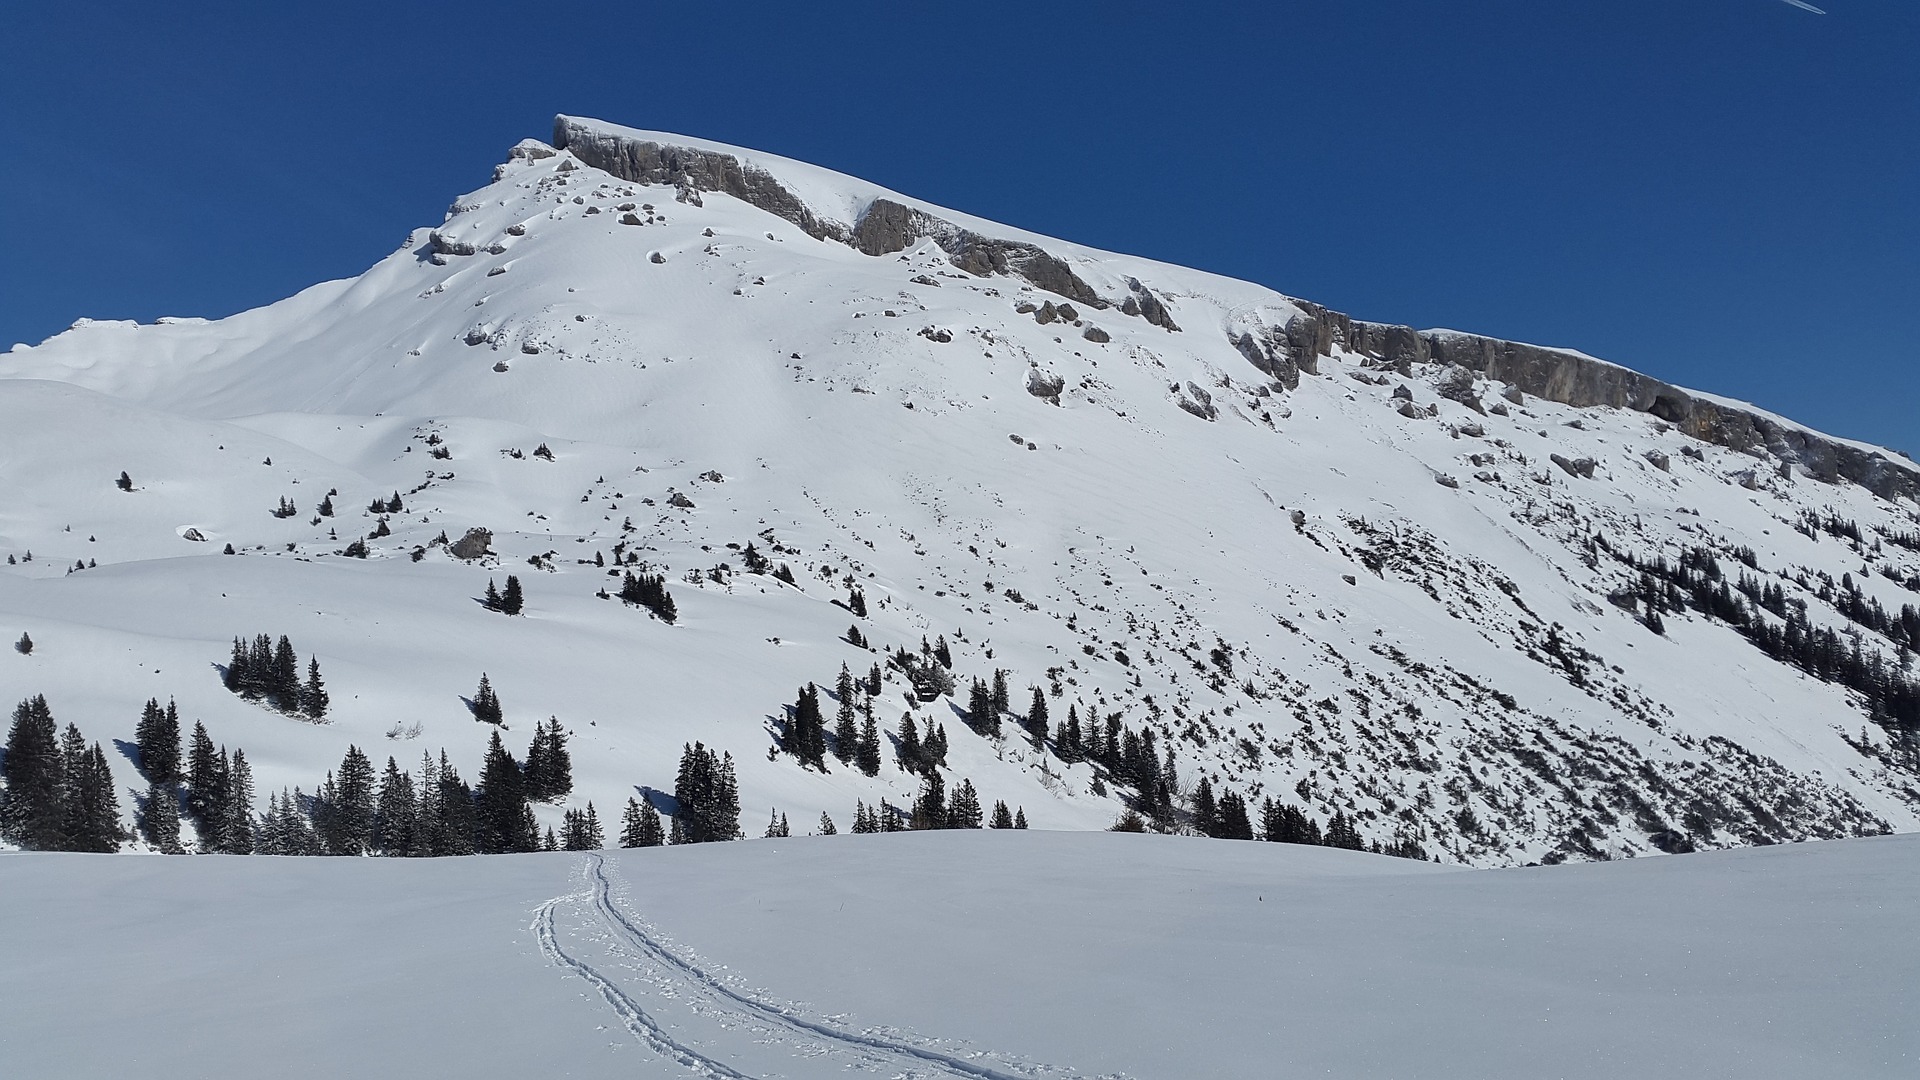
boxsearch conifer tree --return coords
[910,771,947,830]
[544,826,559,852]
[866,663,883,696]
[1217,790,1254,841]
[989,799,1014,829]
[990,670,1010,719]
[301,657,329,721]
[471,673,503,725]
[476,731,531,854]
[968,679,993,731]
[134,698,182,784]
[143,780,182,853]
[879,798,905,832]
[833,665,858,764]
[620,797,665,847]
[817,811,836,835]
[272,636,300,710]
[1192,777,1219,838]
[373,756,417,856]
[764,808,790,838]
[501,574,524,615]
[851,800,877,834]
[14,632,31,655]
[1025,687,1049,744]
[933,636,953,669]
[923,723,949,769]
[855,703,882,776]
[223,749,255,854]
[431,752,477,856]
[896,714,922,772]
[185,721,219,826]
[671,742,740,843]
[948,779,983,829]
[1013,806,1028,830]
[484,579,501,611]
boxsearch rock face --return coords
[554,117,847,242]
[1250,308,1920,502]
[552,118,1118,312]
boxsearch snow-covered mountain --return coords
[4,114,1918,864]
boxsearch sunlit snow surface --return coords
[2,832,1915,1079]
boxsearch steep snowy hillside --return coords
[4,115,1919,863]
[4,832,1916,1079]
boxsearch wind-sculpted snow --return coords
[2,115,1919,865]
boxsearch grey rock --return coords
[1035,302,1059,325]
[649,251,666,264]
[1014,301,1038,314]
[1397,400,1426,420]
[181,528,206,542]
[449,528,493,560]
[1082,325,1110,343]
[428,232,476,257]
[1126,278,1179,331]
[1025,367,1065,404]
[667,492,695,509]
[1392,384,1413,401]
[1550,454,1597,479]
[1645,449,1670,472]
[620,212,643,225]
[1489,402,1510,417]
[1057,304,1079,323]
[1435,474,1460,489]
[505,223,527,237]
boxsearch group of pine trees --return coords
[617,570,677,623]
[779,665,884,776]
[224,634,328,720]
[1619,543,1920,753]
[0,696,123,852]
[668,741,741,843]
[481,575,525,615]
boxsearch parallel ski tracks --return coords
[536,853,1081,1080]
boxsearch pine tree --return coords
[933,636,953,669]
[544,826,559,852]
[672,742,741,843]
[849,587,867,617]
[501,574,524,615]
[143,780,182,853]
[472,673,502,725]
[1217,790,1254,841]
[14,632,30,655]
[764,808,790,838]
[117,470,133,492]
[866,663,883,696]
[540,719,572,799]
[620,797,665,847]
[135,697,181,784]
[431,752,477,856]
[851,800,877,834]
[1013,806,1028,829]
[817,811,836,835]
[948,779,983,829]
[1192,777,1219,838]
[224,749,255,854]
[990,669,1010,719]
[185,721,219,827]
[910,771,947,830]
[896,714,922,772]
[583,802,602,848]
[373,756,417,856]
[968,679,993,731]
[989,799,1014,829]
[476,731,531,854]
[273,636,300,710]
[1025,686,1049,744]
[484,579,501,611]
[924,723,949,769]
[301,657,329,721]
[855,703,882,776]
[833,665,858,764]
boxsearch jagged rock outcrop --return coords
[553,117,850,243]
[1321,321,1920,501]
[851,198,1108,309]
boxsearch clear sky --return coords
[3,1,1914,451]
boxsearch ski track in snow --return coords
[539,853,1092,1080]
[534,878,759,1079]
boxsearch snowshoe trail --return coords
[537,853,1091,1080]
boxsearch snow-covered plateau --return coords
[4,831,1916,1079]
[4,113,1920,862]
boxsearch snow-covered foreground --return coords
[2,831,1913,1079]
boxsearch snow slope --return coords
[2,831,1915,1079]
[3,115,1919,862]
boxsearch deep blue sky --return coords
[4,1,1914,450]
